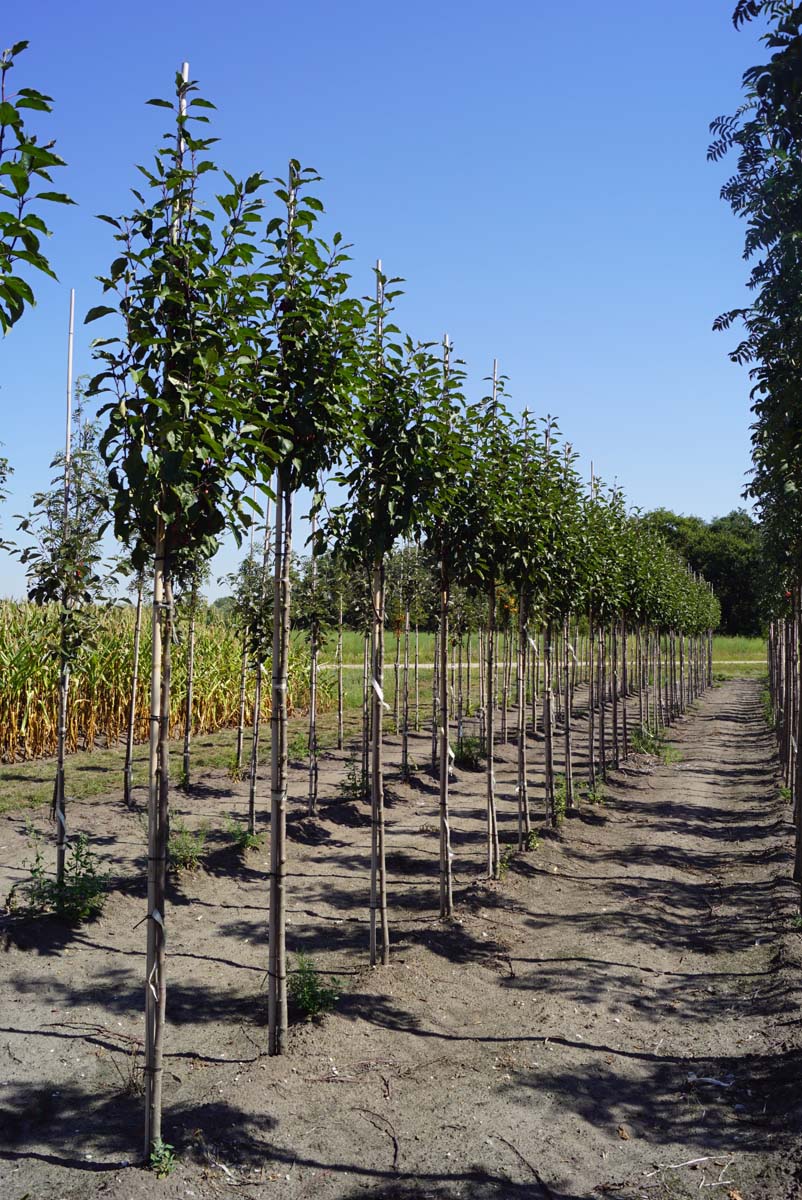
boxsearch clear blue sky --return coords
[1,0,763,597]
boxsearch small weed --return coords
[6,825,107,923]
[168,820,207,872]
[288,951,341,1018]
[524,829,540,852]
[224,817,262,854]
[498,846,515,879]
[418,822,437,835]
[630,726,680,764]
[760,688,774,727]
[552,774,567,823]
[341,756,366,802]
[288,732,308,762]
[453,735,486,771]
[579,780,606,807]
[149,1139,177,1177]
[630,726,663,755]
[780,785,792,803]
[228,756,245,783]
[788,913,802,932]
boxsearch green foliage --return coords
[630,726,681,764]
[88,71,270,574]
[760,688,774,727]
[524,829,541,852]
[6,825,106,922]
[642,508,764,636]
[0,40,74,334]
[168,819,207,872]
[453,735,486,770]
[553,774,567,823]
[149,1139,177,1177]
[340,755,366,801]
[288,730,308,762]
[497,845,516,880]
[288,951,340,1017]
[224,818,262,853]
[579,780,606,807]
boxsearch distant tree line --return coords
[211,509,766,639]
[641,509,763,636]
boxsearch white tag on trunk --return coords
[372,679,390,710]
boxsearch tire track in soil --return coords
[2,677,802,1200]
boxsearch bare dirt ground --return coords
[1,676,801,1200]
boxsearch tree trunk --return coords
[307,511,319,817]
[268,478,292,1056]
[336,590,344,751]
[124,581,144,808]
[144,521,168,1156]
[370,558,390,964]
[181,586,197,790]
[486,585,500,877]
[438,560,453,917]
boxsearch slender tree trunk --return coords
[588,616,596,790]
[564,616,574,811]
[336,590,344,751]
[438,560,453,917]
[307,514,319,817]
[181,586,197,789]
[486,585,500,877]
[544,621,555,824]
[517,602,530,846]
[53,630,69,888]
[268,478,292,1055]
[248,662,262,837]
[611,619,619,770]
[401,602,410,779]
[370,558,390,964]
[144,522,168,1156]
[124,581,144,808]
[235,628,248,776]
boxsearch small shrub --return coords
[524,829,540,852]
[780,785,792,804]
[168,820,207,872]
[630,726,680,764]
[498,846,515,880]
[788,913,802,931]
[579,780,606,807]
[6,826,107,923]
[228,756,245,784]
[553,774,567,823]
[630,726,663,756]
[453,735,486,771]
[224,817,262,854]
[149,1139,177,1177]
[760,688,774,727]
[341,756,366,802]
[288,951,341,1018]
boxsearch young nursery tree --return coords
[87,67,269,1155]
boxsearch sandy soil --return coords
[1,677,800,1200]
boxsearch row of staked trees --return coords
[2,51,720,1163]
[711,1,802,899]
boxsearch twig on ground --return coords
[356,1107,399,1171]
[494,1133,557,1199]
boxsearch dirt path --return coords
[1,677,800,1200]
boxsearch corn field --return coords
[0,600,319,762]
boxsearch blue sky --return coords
[1,0,764,597]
